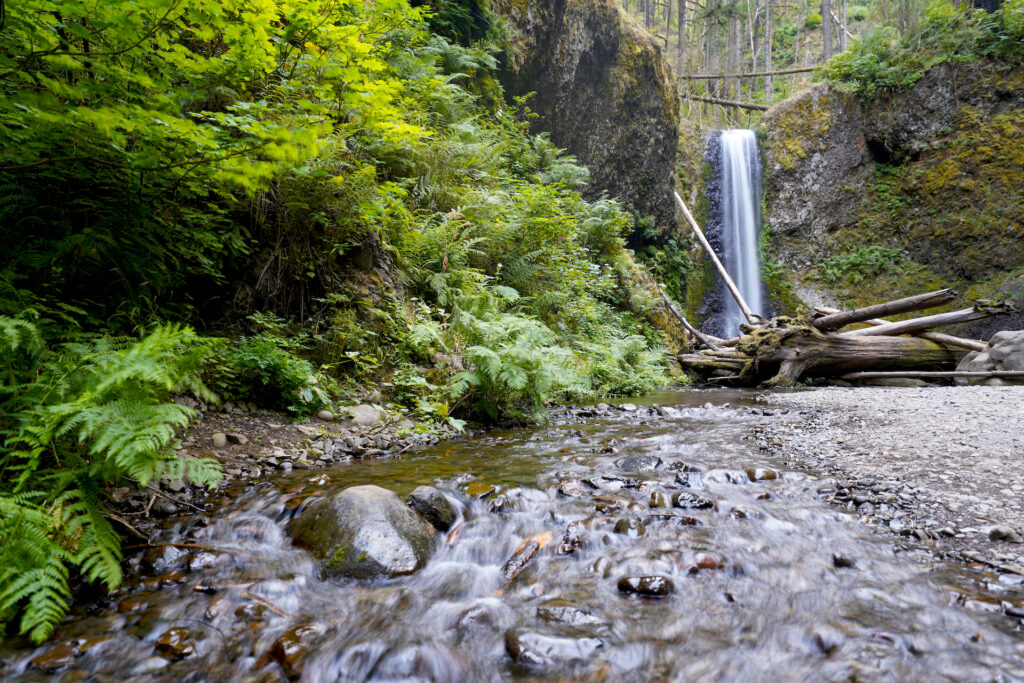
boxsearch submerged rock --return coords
[672,491,715,510]
[617,575,675,597]
[536,599,606,628]
[615,454,662,473]
[267,623,327,680]
[154,627,197,660]
[288,485,435,579]
[504,629,605,667]
[29,642,76,672]
[407,485,457,531]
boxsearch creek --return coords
[3,390,1023,681]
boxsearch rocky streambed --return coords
[2,389,1024,680]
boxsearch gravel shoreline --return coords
[755,386,1024,575]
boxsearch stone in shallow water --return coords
[613,517,646,537]
[267,623,327,680]
[504,629,606,667]
[407,485,457,531]
[556,479,590,498]
[154,627,197,661]
[672,491,715,510]
[746,467,778,481]
[29,642,76,672]
[558,521,587,554]
[617,575,675,597]
[536,599,606,627]
[465,482,496,498]
[614,454,662,473]
[288,485,435,579]
[649,491,672,508]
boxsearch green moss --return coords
[761,87,834,171]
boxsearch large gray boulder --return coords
[288,485,435,579]
[956,330,1024,385]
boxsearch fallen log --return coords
[838,370,1024,380]
[841,301,1015,338]
[815,306,988,352]
[735,324,961,386]
[812,289,957,330]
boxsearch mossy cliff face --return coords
[492,0,680,236]
[759,63,1024,337]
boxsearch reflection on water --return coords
[2,390,1022,681]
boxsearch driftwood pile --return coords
[667,192,1020,387]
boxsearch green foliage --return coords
[0,0,430,323]
[203,314,335,415]
[822,0,1024,96]
[805,12,824,29]
[0,319,221,643]
[815,245,907,285]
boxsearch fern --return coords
[0,319,221,643]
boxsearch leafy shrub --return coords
[816,245,907,285]
[204,315,334,416]
[0,319,220,643]
[805,12,824,28]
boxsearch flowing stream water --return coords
[3,390,1023,681]
[715,130,765,337]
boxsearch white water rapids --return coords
[718,129,765,336]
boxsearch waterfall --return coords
[704,129,765,337]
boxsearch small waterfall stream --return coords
[705,129,766,337]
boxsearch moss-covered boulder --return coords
[759,62,1024,336]
[288,485,435,579]
[492,0,680,238]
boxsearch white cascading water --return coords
[718,129,765,336]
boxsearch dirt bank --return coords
[756,386,1024,577]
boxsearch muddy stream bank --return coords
[2,389,1023,681]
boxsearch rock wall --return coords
[492,0,680,237]
[759,62,1024,337]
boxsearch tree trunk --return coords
[822,0,833,60]
[677,0,685,75]
[764,0,772,98]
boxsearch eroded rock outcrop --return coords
[759,63,1024,336]
[493,0,680,235]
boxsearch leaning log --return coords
[674,192,761,325]
[812,289,957,330]
[841,301,1014,338]
[735,325,961,387]
[660,291,719,350]
[814,306,988,352]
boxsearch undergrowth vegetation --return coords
[821,0,1024,95]
[0,0,675,641]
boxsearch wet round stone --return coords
[672,491,715,510]
[617,575,675,597]
[465,482,496,498]
[694,553,720,570]
[613,517,646,537]
[614,454,662,473]
[154,627,197,660]
[746,467,778,481]
[288,484,435,579]
[556,479,591,498]
[407,485,457,531]
[29,642,76,672]
[235,603,265,621]
[536,599,605,627]
[504,629,605,667]
[267,623,326,680]
[649,491,671,508]
[557,521,586,554]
